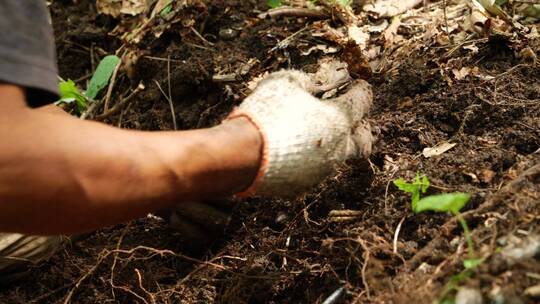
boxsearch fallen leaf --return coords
[466,5,490,35]
[347,25,370,50]
[341,42,372,79]
[383,17,402,48]
[368,19,389,33]
[301,45,340,56]
[479,169,496,183]
[463,44,480,54]
[363,0,423,18]
[453,67,472,80]
[474,0,506,17]
[96,0,149,17]
[422,142,457,158]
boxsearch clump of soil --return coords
[0,1,538,303]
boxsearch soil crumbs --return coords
[1,0,539,303]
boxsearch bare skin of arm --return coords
[0,84,261,235]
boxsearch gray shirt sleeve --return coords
[0,1,59,107]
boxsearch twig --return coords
[443,0,451,43]
[154,79,177,130]
[360,242,371,298]
[384,170,397,215]
[270,26,308,52]
[63,245,232,304]
[135,268,156,304]
[103,60,122,112]
[117,101,134,128]
[96,83,145,120]
[321,287,345,304]
[30,283,74,303]
[63,253,107,304]
[80,102,99,120]
[258,7,329,19]
[190,26,214,46]
[73,73,92,84]
[90,43,95,71]
[143,56,185,63]
[167,56,177,130]
[112,284,149,304]
[393,216,407,254]
[110,224,130,300]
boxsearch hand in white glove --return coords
[229,59,373,197]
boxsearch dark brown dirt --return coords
[0,1,538,303]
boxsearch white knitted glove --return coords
[229,60,373,197]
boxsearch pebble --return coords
[455,287,483,304]
[524,284,540,298]
[275,212,288,225]
[417,262,434,274]
[500,234,540,265]
[219,28,238,40]
[489,286,524,304]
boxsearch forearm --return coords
[0,87,260,234]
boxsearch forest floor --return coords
[1,0,539,303]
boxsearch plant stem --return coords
[453,211,475,259]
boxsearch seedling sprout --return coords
[394,174,481,302]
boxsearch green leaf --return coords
[475,0,505,17]
[394,173,431,210]
[411,191,420,211]
[85,55,120,100]
[463,258,482,269]
[335,0,352,7]
[160,5,172,16]
[414,193,471,214]
[525,4,540,19]
[160,2,173,17]
[267,0,282,9]
[58,79,87,112]
[393,178,418,193]
[421,175,430,193]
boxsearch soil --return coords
[0,1,539,303]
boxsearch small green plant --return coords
[416,193,479,268]
[267,0,282,8]
[393,172,430,211]
[58,54,120,113]
[394,174,481,303]
[394,175,478,267]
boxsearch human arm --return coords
[0,84,261,235]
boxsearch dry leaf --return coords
[96,0,149,17]
[301,45,340,56]
[479,169,496,183]
[363,0,423,18]
[383,17,402,48]
[347,25,370,50]
[422,142,457,158]
[463,44,480,54]
[453,67,472,80]
[368,20,389,33]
